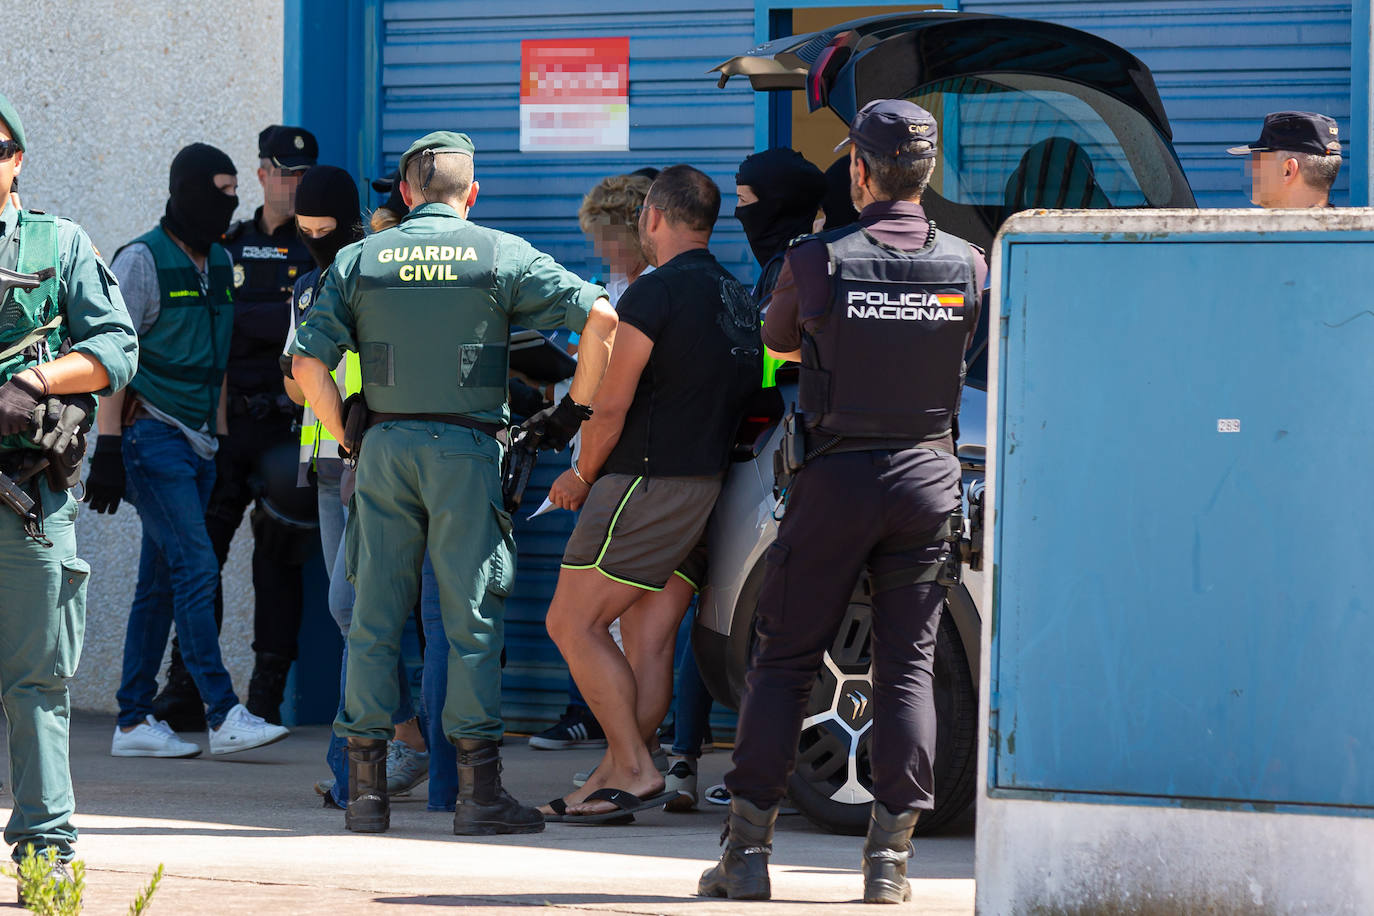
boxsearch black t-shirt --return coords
[603,249,762,477]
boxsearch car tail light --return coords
[807,38,852,112]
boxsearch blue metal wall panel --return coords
[991,221,1374,810]
[961,1,1354,207]
[376,0,756,731]
[377,1,758,283]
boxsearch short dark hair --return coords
[404,152,473,206]
[646,164,719,232]
[1295,152,1341,194]
[858,139,936,202]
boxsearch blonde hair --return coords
[370,207,402,233]
[578,173,653,238]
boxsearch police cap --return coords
[1227,111,1342,157]
[0,92,26,151]
[259,125,318,171]
[398,131,475,181]
[834,99,937,161]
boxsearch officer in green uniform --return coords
[292,130,618,835]
[0,93,138,884]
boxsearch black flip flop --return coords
[541,798,569,823]
[562,788,677,826]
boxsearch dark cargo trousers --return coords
[0,483,88,862]
[335,421,515,744]
[725,446,961,812]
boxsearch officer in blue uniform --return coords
[700,100,987,904]
[0,92,138,887]
[155,125,322,728]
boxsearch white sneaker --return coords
[209,703,290,756]
[111,715,202,758]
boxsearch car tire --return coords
[710,574,979,837]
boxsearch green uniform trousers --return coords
[337,421,515,743]
[0,481,88,862]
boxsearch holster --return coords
[341,393,370,466]
[772,408,808,499]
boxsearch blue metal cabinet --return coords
[990,209,1374,813]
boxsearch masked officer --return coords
[0,93,138,888]
[1228,110,1343,208]
[700,100,987,904]
[154,125,321,729]
[291,130,618,836]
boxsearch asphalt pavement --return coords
[0,713,974,914]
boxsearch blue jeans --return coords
[672,602,714,758]
[117,420,238,730]
[324,497,418,807]
[419,552,459,811]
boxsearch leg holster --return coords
[867,509,964,595]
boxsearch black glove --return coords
[84,434,126,514]
[0,373,43,437]
[35,393,96,456]
[521,393,593,452]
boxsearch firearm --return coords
[501,425,539,513]
[0,265,52,301]
[0,467,39,526]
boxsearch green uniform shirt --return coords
[0,201,138,395]
[292,202,604,425]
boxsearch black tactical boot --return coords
[452,738,544,836]
[862,802,919,904]
[344,738,389,833]
[246,651,293,725]
[697,796,778,900]
[151,648,206,732]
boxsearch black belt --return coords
[367,412,508,446]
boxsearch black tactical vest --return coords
[222,212,314,397]
[798,226,976,449]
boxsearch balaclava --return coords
[162,143,238,254]
[821,154,860,231]
[734,148,826,268]
[295,165,363,269]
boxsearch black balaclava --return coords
[161,143,238,255]
[295,165,363,269]
[734,148,826,267]
[821,154,860,231]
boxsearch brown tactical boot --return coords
[452,738,544,836]
[862,802,919,904]
[697,796,778,900]
[344,737,389,833]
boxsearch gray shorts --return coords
[562,473,722,591]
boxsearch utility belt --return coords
[340,393,508,467]
[773,408,948,500]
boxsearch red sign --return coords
[520,37,630,153]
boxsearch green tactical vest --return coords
[353,227,509,415]
[123,227,234,429]
[0,211,65,451]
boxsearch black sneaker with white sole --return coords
[528,705,606,750]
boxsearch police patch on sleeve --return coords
[233,263,246,288]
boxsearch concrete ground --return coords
[0,713,974,914]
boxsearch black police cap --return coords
[1227,111,1342,157]
[259,125,319,171]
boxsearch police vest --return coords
[798,226,976,448]
[299,350,362,469]
[123,227,235,430]
[0,211,65,451]
[352,228,508,416]
[222,215,314,397]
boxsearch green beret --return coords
[399,131,474,180]
[0,92,25,150]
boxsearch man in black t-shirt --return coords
[539,166,762,823]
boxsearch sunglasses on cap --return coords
[0,140,19,163]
